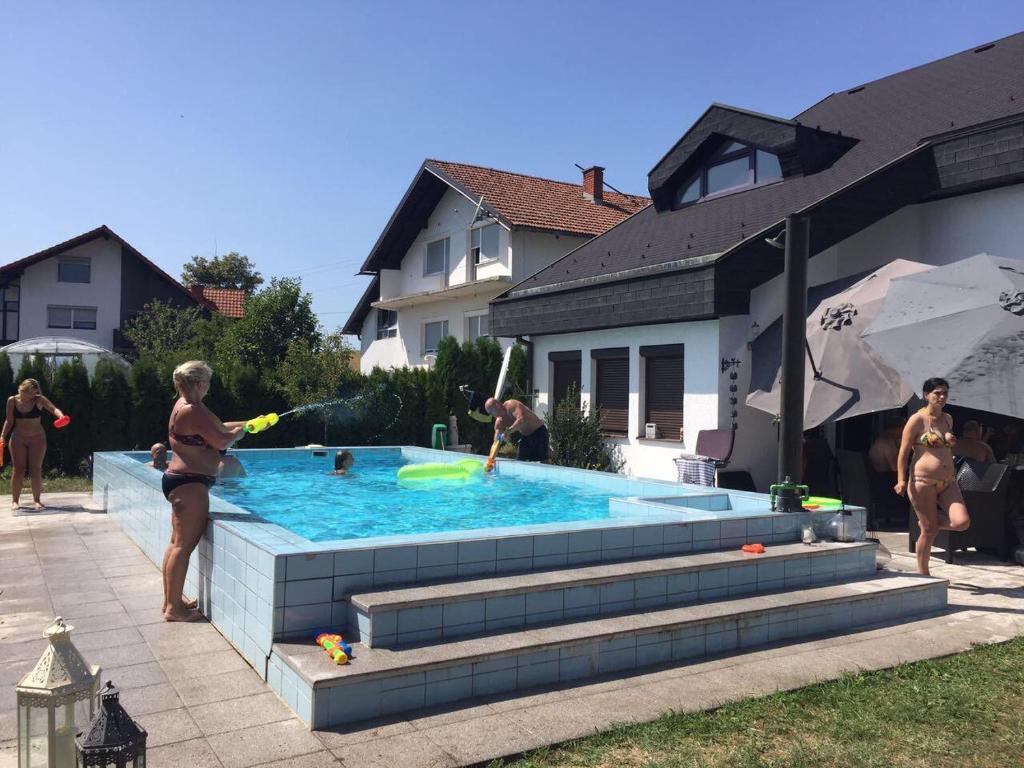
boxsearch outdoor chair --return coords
[674,428,735,487]
[908,460,1013,563]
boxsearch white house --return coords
[343,160,648,371]
[490,32,1024,487]
[0,225,225,355]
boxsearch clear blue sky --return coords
[2,1,1022,334]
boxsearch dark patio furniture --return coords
[836,449,906,529]
[908,460,1014,562]
[717,470,756,492]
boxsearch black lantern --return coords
[75,682,147,768]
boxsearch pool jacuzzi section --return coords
[94,446,862,724]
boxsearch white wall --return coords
[532,320,720,481]
[17,238,122,348]
[513,231,587,283]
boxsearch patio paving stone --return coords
[206,719,325,768]
[146,736,225,768]
[2,495,1022,768]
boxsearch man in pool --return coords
[485,397,549,462]
[147,443,168,470]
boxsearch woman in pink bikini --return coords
[162,361,246,621]
[894,377,970,575]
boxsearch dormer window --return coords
[673,141,783,208]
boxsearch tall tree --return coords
[181,252,263,294]
[218,278,320,370]
[121,300,205,362]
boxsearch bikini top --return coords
[918,420,954,449]
[169,406,227,455]
[13,401,42,419]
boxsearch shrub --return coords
[16,353,51,395]
[545,383,622,473]
[129,357,166,450]
[0,352,13,401]
[91,359,132,451]
[50,359,92,473]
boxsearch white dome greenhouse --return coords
[0,337,131,378]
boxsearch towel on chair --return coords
[675,457,716,486]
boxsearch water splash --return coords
[277,389,404,443]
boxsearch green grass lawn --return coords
[0,467,92,493]
[493,637,1024,768]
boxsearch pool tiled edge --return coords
[94,446,865,726]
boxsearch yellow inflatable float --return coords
[397,459,484,484]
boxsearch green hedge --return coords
[1,338,530,475]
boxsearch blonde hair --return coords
[172,360,213,397]
[18,378,40,396]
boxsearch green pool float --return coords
[397,459,484,484]
[802,495,844,511]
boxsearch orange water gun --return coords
[485,431,504,472]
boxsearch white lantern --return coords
[16,617,101,768]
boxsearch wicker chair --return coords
[908,460,1013,562]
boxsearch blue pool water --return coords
[210,451,631,542]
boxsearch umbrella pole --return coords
[777,215,811,512]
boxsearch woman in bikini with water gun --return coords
[894,377,970,575]
[1,378,68,512]
[162,361,247,621]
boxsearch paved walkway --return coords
[1,496,1022,767]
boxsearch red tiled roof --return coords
[189,286,245,318]
[426,160,649,238]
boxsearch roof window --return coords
[673,141,783,209]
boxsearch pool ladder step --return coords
[347,541,878,649]
[270,571,947,728]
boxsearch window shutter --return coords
[644,354,684,440]
[596,357,629,434]
[552,359,581,410]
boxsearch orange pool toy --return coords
[741,543,766,554]
[53,415,71,429]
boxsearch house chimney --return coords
[582,166,604,202]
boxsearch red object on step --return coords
[53,415,71,429]
[741,543,766,554]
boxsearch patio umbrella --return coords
[861,253,1024,417]
[747,259,932,427]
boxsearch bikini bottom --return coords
[912,475,955,494]
[162,471,216,500]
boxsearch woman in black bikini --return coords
[895,377,970,575]
[163,361,246,621]
[1,378,66,512]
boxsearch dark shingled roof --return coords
[510,32,1024,297]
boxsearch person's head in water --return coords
[484,397,508,421]
[334,450,354,474]
[150,442,168,470]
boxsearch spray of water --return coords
[276,388,404,444]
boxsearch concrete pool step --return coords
[347,541,877,648]
[270,571,947,727]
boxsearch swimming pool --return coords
[212,450,640,541]
[96,445,861,724]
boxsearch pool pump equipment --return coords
[769,476,808,513]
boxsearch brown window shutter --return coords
[552,359,581,410]
[644,355,684,439]
[596,357,629,434]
